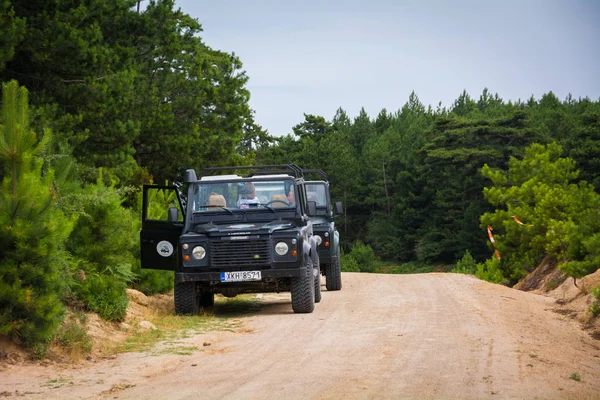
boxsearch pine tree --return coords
[0,81,73,356]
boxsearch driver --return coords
[237,182,260,209]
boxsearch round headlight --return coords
[275,242,289,256]
[192,246,206,260]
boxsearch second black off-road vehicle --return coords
[140,165,322,314]
[304,169,343,291]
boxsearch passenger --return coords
[287,187,295,204]
[208,192,226,207]
[237,182,260,208]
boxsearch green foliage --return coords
[0,81,73,353]
[561,231,600,279]
[481,142,600,283]
[452,250,477,275]
[589,286,600,318]
[55,313,92,354]
[340,252,360,273]
[366,212,401,260]
[386,261,440,274]
[475,257,505,284]
[146,185,179,220]
[349,242,376,270]
[0,1,25,70]
[64,176,137,321]
[76,273,129,321]
[2,0,258,186]
[340,242,377,273]
[131,269,173,296]
[415,110,544,264]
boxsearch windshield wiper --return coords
[258,204,276,213]
[197,205,234,215]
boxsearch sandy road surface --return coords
[2,272,600,400]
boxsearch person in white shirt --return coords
[237,182,260,208]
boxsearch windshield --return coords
[192,179,296,213]
[306,183,328,207]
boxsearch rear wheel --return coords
[326,248,342,291]
[174,281,199,315]
[291,257,315,313]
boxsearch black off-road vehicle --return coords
[304,169,343,291]
[140,165,322,314]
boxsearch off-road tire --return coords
[314,254,322,303]
[326,248,342,291]
[200,290,215,308]
[174,281,199,315]
[291,257,315,313]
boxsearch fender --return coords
[332,230,340,260]
[310,234,321,265]
[302,239,312,267]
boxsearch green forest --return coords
[1,0,600,355]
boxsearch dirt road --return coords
[2,273,600,399]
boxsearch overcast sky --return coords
[175,0,600,137]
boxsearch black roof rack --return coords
[302,169,328,181]
[202,164,304,179]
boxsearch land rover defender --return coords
[140,165,322,314]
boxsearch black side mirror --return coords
[335,201,343,216]
[307,201,317,216]
[167,207,179,222]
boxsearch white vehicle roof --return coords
[200,174,242,181]
[250,174,293,180]
[199,174,293,182]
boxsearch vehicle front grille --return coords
[211,240,271,268]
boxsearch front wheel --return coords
[326,248,342,291]
[291,257,315,313]
[174,281,199,315]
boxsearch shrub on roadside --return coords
[65,177,137,321]
[475,257,505,284]
[131,269,173,295]
[341,251,360,272]
[342,242,376,272]
[340,242,378,272]
[74,272,129,321]
[452,250,477,275]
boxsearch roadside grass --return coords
[378,261,452,274]
[340,259,452,274]
[42,378,74,389]
[569,372,581,382]
[55,312,93,362]
[113,295,260,355]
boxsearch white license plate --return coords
[220,271,262,282]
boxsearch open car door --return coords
[140,185,184,271]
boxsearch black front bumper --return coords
[175,265,308,284]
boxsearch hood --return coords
[309,216,330,228]
[193,220,297,236]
